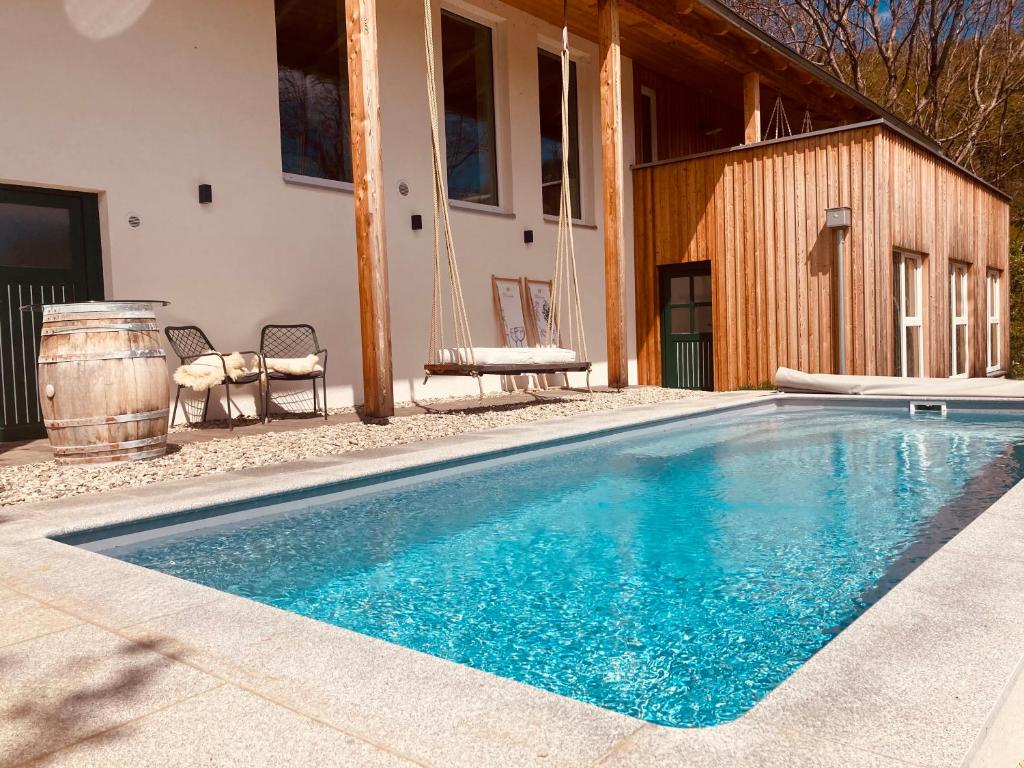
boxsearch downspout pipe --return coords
[826,208,852,375]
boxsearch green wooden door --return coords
[660,264,714,390]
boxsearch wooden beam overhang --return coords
[499,0,932,146]
[345,0,394,418]
[691,0,940,150]
[599,0,628,389]
[619,0,863,126]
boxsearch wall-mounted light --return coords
[198,184,213,204]
[523,229,534,245]
[411,214,423,231]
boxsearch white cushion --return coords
[436,347,577,366]
[263,354,323,376]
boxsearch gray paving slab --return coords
[0,539,227,628]
[0,623,220,767]
[597,719,925,768]
[965,656,1024,768]
[124,594,640,768]
[0,591,80,649]
[750,546,1024,766]
[30,684,421,768]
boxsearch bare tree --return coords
[727,0,1024,186]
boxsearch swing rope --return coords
[424,0,474,365]
[764,96,792,140]
[422,0,588,367]
[800,108,813,134]
[546,0,588,362]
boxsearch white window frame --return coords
[274,0,354,189]
[436,0,513,215]
[949,263,969,378]
[987,268,1001,373]
[537,35,593,226]
[895,251,923,377]
[640,85,658,163]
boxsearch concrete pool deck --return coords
[1,391,1023,767]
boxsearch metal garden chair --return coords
[259,324,328,422]
[164,325,263,430]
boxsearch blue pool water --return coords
[97,405,1024,726]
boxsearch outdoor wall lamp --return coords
[198,184,213,204]
[826,207,852,375]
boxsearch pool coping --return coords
[2,391,1023,767]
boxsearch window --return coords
[987,269,1001,372]
[638,86,657,165]
[949,263,969,377]
[894,252,923,377]
[537,49,580,219]
[441,11,499,207]
[275,0,352,184]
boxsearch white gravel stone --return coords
[1,388,702,507]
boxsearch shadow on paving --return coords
[0,635,185,767]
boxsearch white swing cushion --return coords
[437,346,577,366]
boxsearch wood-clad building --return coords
[633,121,1010,390]
[499,0,1011,396]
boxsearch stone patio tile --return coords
[31,684,421,768]
[127,596,640,768]
[943,508,1024,564]
[0,539,226,628]
[966,661,1024,768]
[0,623,220,767]
[0,593,80,648]
[598,719,924,768]
[751,548,1024,767]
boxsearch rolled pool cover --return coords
[775,366,1024,398]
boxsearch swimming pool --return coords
[71,403,1024,727]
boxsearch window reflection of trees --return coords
[441,12,498,205]
[444,113,493,202]
[278,66,352,183]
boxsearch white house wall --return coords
[0,0,638,416]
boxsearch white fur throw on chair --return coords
[262,354,323,376]
[173,352,257,392]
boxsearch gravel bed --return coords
[2,387,703,507]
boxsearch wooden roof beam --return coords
[624,2,853,121]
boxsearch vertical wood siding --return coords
[633,124,1010,389]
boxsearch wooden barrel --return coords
[37,302,169,464]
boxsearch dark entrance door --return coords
[660,262,714,390]
[0,185,103,441]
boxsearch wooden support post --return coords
[345,0,394,418]
[743,71,761,144]
[599,0,628,390]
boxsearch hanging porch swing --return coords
[420,0,592,399]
